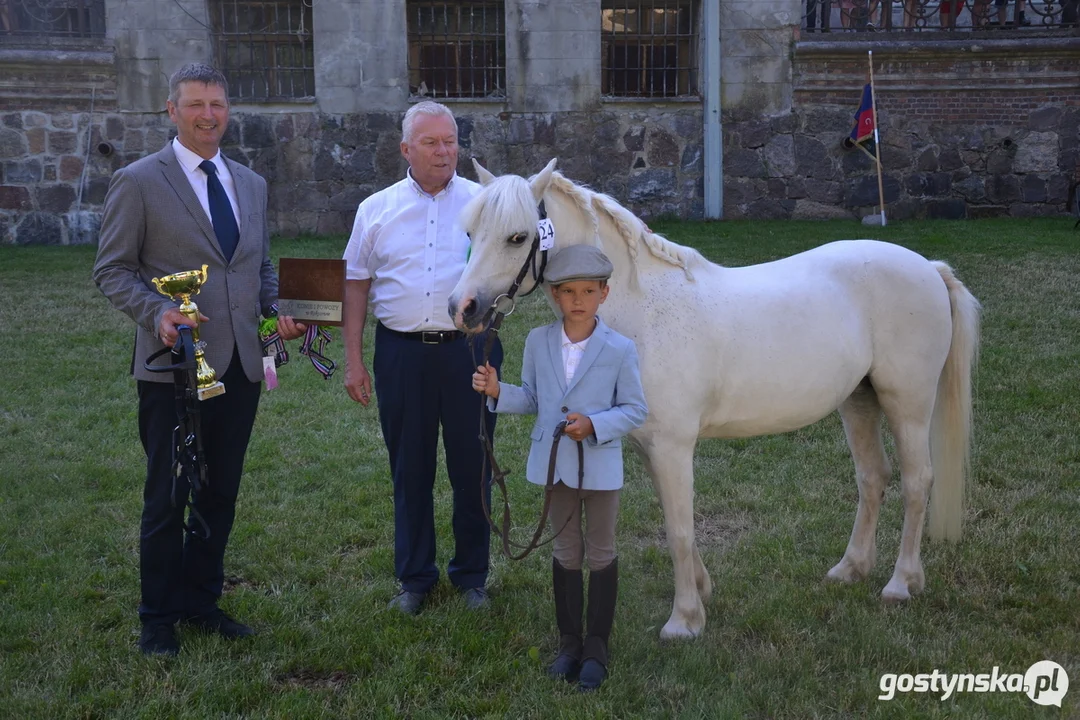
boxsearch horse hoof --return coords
[880,583,912,604]
[826,561,865,584]
[660,618,702,640]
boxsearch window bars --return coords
[209,0,315,102]
[0,0,105,38]
[602,0,700,98]
[407,1,506,99]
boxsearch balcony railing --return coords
[803,0,1079,32]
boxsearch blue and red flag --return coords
[850,83,875,145]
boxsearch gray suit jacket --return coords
[93,142,277,383]
[493,318,648,491]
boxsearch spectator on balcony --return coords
[939,0,965,27]
[1061,0,1078,25]
[840,0,880,28]
[990,0,1030,25]
[903,0,920,28]
[971,0,993,25]
[806,0,825,31]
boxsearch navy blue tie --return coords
[198,159,239,261]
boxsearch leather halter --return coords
[477,199,549,338]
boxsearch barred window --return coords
[602,0,700,98]
[0,0,105,39]
[407,1,506,99]
[209,0,315,102]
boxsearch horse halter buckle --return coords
[490,293,517,317]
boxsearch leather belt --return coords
[379,323,462,344]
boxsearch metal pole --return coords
[868,50,886,226]
[703,0,722,219]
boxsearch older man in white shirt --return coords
[342,101,503,615]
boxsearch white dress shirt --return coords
[561,325,591,384]
[343,170,480,332]
[171,138,241,230]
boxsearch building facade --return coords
[0,0,1077,244]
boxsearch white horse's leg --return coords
[828,384,891,584]
[692,542,712,602]
[879,412,934,603]
[643,436,706,639]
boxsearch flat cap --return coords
[545,245,614,285]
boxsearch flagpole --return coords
[868,50,886,226]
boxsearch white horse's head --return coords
[449,158,560,333]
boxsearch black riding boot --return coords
[548,558,584,680]
[578,557,618,692]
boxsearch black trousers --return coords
[136,349,261,626]
[373,323,502,594]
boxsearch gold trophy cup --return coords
[152,264,226,400]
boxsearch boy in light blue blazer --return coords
[473,245,648,691]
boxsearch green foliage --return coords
[0,219,1077,718]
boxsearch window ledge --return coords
[230,98,318,111]
[0,45,114,66]
[601,95,701,104]
[409,96,509,105]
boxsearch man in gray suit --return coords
[94,63,305,656]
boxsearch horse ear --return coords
[472,158,497,186]
[529,158,558,204]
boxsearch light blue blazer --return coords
[492,317,648,491]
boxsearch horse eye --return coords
[508,232,529,246]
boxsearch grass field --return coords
[1,218,1077,719]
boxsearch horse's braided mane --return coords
[549,172,697,280]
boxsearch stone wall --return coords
[0,109,117,245]
[0,106,704,244]
[1,0,707,245]
[4,0,1080,243]
[722,36,1080,220]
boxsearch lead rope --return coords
[144,326,211,540]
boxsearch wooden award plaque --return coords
[277,258,346,326]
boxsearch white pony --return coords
[449,159,981,639]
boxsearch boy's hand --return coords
[564,412,593,442]
[472,362,500,398]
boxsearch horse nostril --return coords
[463,299,478,320]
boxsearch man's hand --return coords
[471,362,500,398]
[345,360,373,406]
[564,412,594,442]
[158,307,208,347]
[276,315,308,341]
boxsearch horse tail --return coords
[927,261,981,543]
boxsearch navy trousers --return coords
[136,349,261,626]
[373,323,503,594]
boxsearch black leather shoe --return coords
[578,658,607,691]
[183,609,255,639]
[388,590,425,615]
[548,652,580,681]
[461,587,490,610]
[139,623,179,656]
